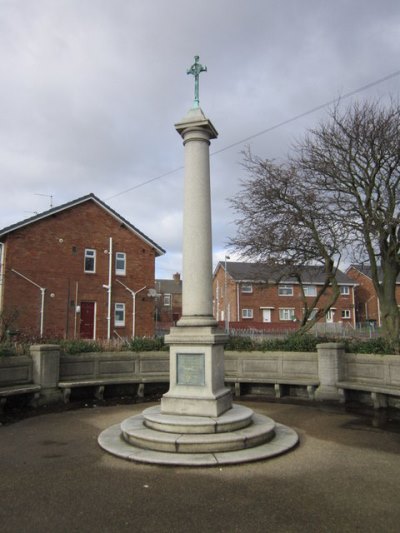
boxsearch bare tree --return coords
[297,100,400,343]
[229,147,347,333]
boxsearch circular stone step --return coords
[142,404,254,434]
[120,413,276,453]
[98,420,298,466]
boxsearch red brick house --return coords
[213,261,357,330]
[155,273,182,331]
[0,194,165,340]
[346,264,400,327]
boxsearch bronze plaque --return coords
[177,353,205,386]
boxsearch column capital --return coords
[175,107,218,139]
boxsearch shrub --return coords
[0,342,16,357]
[343,337,397,355]
[126,336,167,352]
[59,339,103,355]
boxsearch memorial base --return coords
[162,324,232,417]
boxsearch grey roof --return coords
[219,261,356,285]
[155,279,182,294]
[0,193,165,256]
[348,264,400,283]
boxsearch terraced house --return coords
[0,194,165,340]
[213,261,357,330]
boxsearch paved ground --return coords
[1,400,400,533]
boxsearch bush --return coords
[126,336,167,352]
[59,339,103,355]
[224,336,256,351]
[343,337,397,355]
[0,342,16,357]
[225,333,397,355]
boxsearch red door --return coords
[80,302,95,339]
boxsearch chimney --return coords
[173,272,181,282]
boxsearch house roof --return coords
[0,193,166,256]
[155,279,182,294]
[348,264,400,283]
[217,261,356,285]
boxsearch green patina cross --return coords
[187,55,207,108]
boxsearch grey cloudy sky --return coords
[0,0,399,278]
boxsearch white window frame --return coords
[241,283,253,294]
[340,285,350,295]
[164,294,171,307]
[84,249,96,273]
[242,308,253,319]
[341,309,351,319]
[303,285,317,297]
[115,252,126,276]
[279,308,296,321]
[114,303,125,327]
[278,285,293,296]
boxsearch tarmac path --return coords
[1,400,399,533]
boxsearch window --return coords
[279,308,296,321]
[115,252,126,275]
[84,249,96,273]
[241,284,253,293]
[242,308,253,319]
[303,308,318,320]
[114,303,125,327]
[303,285,317,297]
[278,285,293,296]
[340,285,350,295]
[164,294,171,307]
[341,309,351,319]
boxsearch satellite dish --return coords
[147,288,157,298]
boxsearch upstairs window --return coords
[164,294,171,307]
[241,284,253,294]
[84,249,96,273]
[303,285,317,297]
[278,285,293,296]
[340,285,350,295]
[115,252,126,275]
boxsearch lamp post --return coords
[11,269,46,337]
[224,255,230,333]
[116,280,146,338]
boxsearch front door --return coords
[326,309,335,323]
[262,309,272,323]
[80,301,95,339]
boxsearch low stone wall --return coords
[60,352,169,382]
[0,356,33,386]
[1,344,400,410]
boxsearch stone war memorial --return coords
[98,57,298,465]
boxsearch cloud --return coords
[0,0,399,277]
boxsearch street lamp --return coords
[224,255,230,333]
[116,280,146,338]
[11,269,46,337]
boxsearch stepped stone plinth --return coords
[98,403,298,466]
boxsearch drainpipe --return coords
[105,237,113,340]
[0,242,5,314]
[11,268,46,336]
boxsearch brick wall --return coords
[2,201,158,339]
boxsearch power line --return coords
[105,68,400,201]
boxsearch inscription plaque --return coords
[177,353,205,386]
